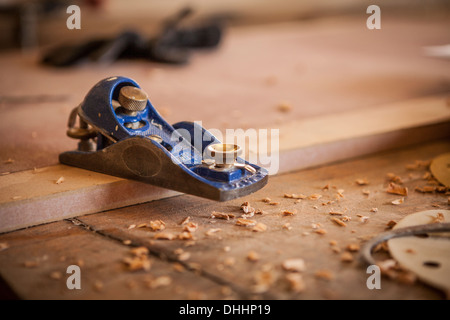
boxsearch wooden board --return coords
[1,95,449,233]
[1,16,449,232]
[1,140,448,299]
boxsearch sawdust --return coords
[386,182,408,196]
[285,273,306,293]
[210,212,235,220]
[282,210,297,216]
[178,232,195,240]
[149,220,166,231]
[55,176,65,184]
[252,223,267,232]
[355,178,369,186]
[331,217,347,227]
[183,222,198,233]
[205,228,221,236]
[340,252,354,263]
[314,270,334,281]
[247,251,260,262]
[154,232,175,240]
[391,198,404,205]
[236,218,257,227]
[282,259,306,272]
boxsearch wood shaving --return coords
[406,160,431,170]
[322,184,330,190]
[311,223,322,229]
[308,194,322,200]
[431,212,445,223]
[224,257,236,267]
[183,222,198,233]
[436,186,447,193]
[154,232,175,240]
[23,261,39,268]
[314,270,334,281]
[178,231,195,240]
[0,243,9,251]
[147,276,172,289]
[362,190,370,196]
[370,208,378,213]
[386,173,403,184]
[312,205,318,209]
[50,271,62,280]
[331,246,341,254]
[247,251,260,262]
[355,178,369,186]
[284,193,293,198]
[414,186,436,193]
[236,218,257,227]
[285,273,306,293]
[178,252,191,261]
[4,158,14,164]
[269,202,280,206]
[122,240,132,245]
[359,216,369,223]
[282,223,292,230]
[277,101,292,113]
[1,172,10,176]
[148,220,166,231]
[329,210,344,216]
[341,216,352,222]
[240,201,250,208]
[292,194,307,199]
[314,228,327,235]
[391,198,404,205]
[179,216,190,225]
[93,281,104,292]
[252,270,274,293]
[205,228,222,236]
[255,209,266,215]
[55,176,65,184]
[331,217,347,227]
[173,263,185,273]
[386,220,397,229]
[252,223,267,232]
[340,252,354,263]
[262,197,271,203]
[130,247,149,257]
[122,256,151,271]
[282,259,306,272]
[127,224,136,230]
[329,240,338,246]
[210,211,236,220]
[241,205,256,215]
[386,182,408,196]
[336,189,345,198]
[346,243,360,252]
[11,196,22,200]
[282,209,297,216]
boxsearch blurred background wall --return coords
[1,0,449,50]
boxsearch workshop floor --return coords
[0,140,448,299]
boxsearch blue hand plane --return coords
[60,76,268,201]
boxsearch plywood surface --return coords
[0,140,449,299]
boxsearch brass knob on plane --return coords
[118,86,148,116]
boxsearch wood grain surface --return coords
[0,140,449,299]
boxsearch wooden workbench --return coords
[0,11,449,299]
[0,140,449,299]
